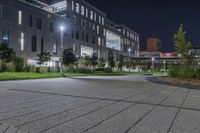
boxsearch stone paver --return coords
[0,76,199,133]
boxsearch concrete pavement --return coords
[0,76,199,133]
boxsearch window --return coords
[98,37,101,46]
[81,6,84,16]
[36,18,42,29]
[86,33,89,42]
[0,5,3,18]
[86,8,88,17]
[50,22,54,33]
[81,46,93,57]
[102,17,104,25]
[31,35,37,52]
[75,30,79,40]
[97,25,99,34]
[72,1,74,11]
[92,24,95,31]
[92,36,95,44]
[2,30,9,45]
[75,3,79,13]
[81,19,86,29]
[41,37,44,53]
[20,32,24,51]
[29,15,32,27]
[53,43,57,54]
[90,11,93,20]
[18,11,22,25]
[82,32,85,41]
[73,15,76,24]
[94,13,96,21]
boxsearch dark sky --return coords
[84,0,200,52]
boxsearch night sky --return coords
[84,0,200,52]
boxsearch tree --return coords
[63,48,78,66]
[37,51,51,65]
[90,53,98,68]
[82,55,91,67]
[108,49,115,69]
[0,44,16,62]
[174,24,191,59]
[97,57,106,68]
[118,55,124,71]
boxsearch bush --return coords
[15,57,24,72]
[103,68,113,73]
[76,68,94,74]
[5,63,15,72]
[50,67,59,73]
[39,67,48,73]
[24,65,36,72]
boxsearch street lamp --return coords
[152,57,155,72]
[128,48,131,72]
[60,25,64,75]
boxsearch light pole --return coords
[152,57,155,72]
[60,25,64,75]
[164,60,166,72]
[128,48,131,72]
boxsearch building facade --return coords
[147,37,161,52]
[0,0,140,66]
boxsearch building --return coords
[189,46,200,58]
[0,0,140,66]
[147,37,161,52]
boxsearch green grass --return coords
[0,71,166,81]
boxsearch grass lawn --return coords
[0,71,166,81]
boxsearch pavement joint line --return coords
[167,88,191,133]
[15,99,102,128]
[39,85,165,133]
[15,85,154,129]
[123,87,178,133]
[81,85,167,133]
[2,125,10,133]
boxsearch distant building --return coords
[189,46,200,58]
[160,52,177,58]
[147,37,161,52]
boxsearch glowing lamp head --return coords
[60,26,64,31]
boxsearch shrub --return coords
[24,65,36,72]
[76,68,94,74]
[39,67,48,73]
[5,63,15,72]
[15,57,24,72]
[50,67,59,73]
[103,68,113,73]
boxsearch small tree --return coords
[82,55,91,68]
[63,48,78,66]
[97,57,106,68]
[118,55,124,71]
[37,51,51,65]
[174,24,191,60]
[0,44,16,62]
[108,49,115,69]
[90,53,98,68]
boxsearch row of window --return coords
[72,1,105,25]
[122,29,139,42]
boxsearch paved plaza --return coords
[0,76,200,133]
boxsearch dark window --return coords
[36,18,42,29]
[75,31,79,40]
[29,15,32,27]
[92,36,95,44]
[2,30,9,45]
[0,5,3,18]
[49,22,54,33]
[82,32,85,41]
[31,35,37,52]
[41,37,44,53]
[86,33,89,42]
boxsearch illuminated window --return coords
[20,32,24,51]
[86,8,88,17]
[2,30,9,44]
[52,1,67,13]
[53,43,57,54]
[99,16,101,24]
[106,30,121,51]
[75,3,79,13]
[81,46,93,57]
[94,13,96,21]
[18,11,22,25]
[81,6,84,15]
[72,1,74,11]
[98,37,101,46]
[102,17,104,25]
[90,11,93,20]
[97,25,99,34]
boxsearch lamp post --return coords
[60,25,64,75]
[152,57,155,72]
[128,48,131,72]
[164,60,166,72]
